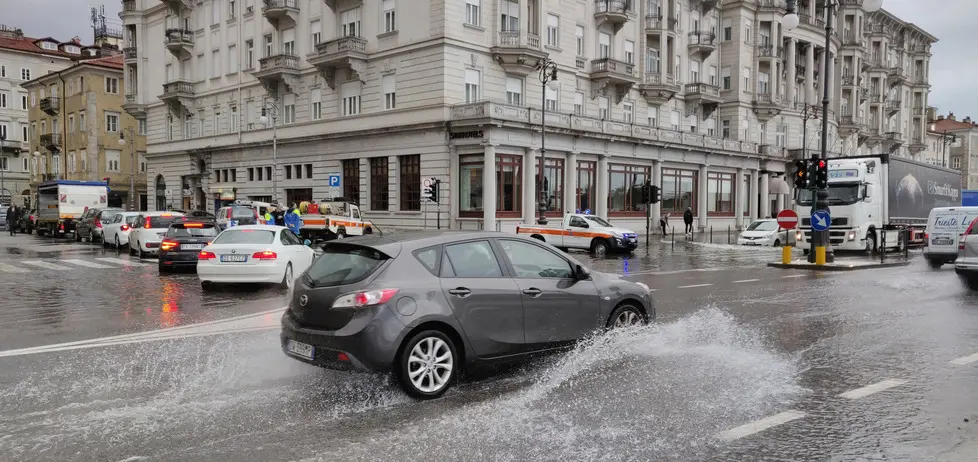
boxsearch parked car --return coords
[102,212,142,248]
[197,225,316,289]
[737,219,786,247]
[516,213,638,255]
[215,205,261,231]
[76,207,124,243]
[954,216,978,289]
[129,211,185,258]
[279,231,656,399]
[159,221,220,272]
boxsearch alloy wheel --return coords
[407,337,454,394]
[614,309,641,328]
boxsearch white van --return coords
[923,206,978,268]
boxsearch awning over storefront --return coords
[769,177,791,195]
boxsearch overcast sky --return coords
[6,0,976,117]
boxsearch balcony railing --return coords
[886,99,901,111]
[162,80,195,95]
[757,44,781,58]
[841,75,856,86]
[123,47,137,59]
[122,0,137,13]
[125,94,139,104]
[314,35,367,55]
[644,73,676,85]
[497,31,541,49]
[263,0,298,9]
[685,82,721,97]
[258,53,300,71]
[164,28,194,45]
[885,131,904,142]
[590,58,635,76]
[40,133,62,149]
[754,92,781,105]
[594,0,631,15]
[688,31,716,45]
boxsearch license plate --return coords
[221,254,248,262]
[286,340,314,359]
[183,244,204,250]
[629,238,637,243]
[932,238,953,246]
[157,233,165,238]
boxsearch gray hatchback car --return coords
[280,231,656,399]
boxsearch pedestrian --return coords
[659,213,669,236]
[263,209,274,226]
[284,205,302,235]
[6,205,17,236]
[683,207,694,236]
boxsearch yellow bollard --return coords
[815,246,826,265]
[782,245,792,264]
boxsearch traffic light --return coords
[650,185,661,204]
[814,159,828,189]
[793,160,808,189]
[429,178,440,203]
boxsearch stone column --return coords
[523,148,537,224]
[697,163,708,230]
[483,145,497,231]
[805,43,816,105]
[787,38,797,104]
[735,167,745,230]
[760,172,771,218]
[776,190,786,214]
[652,160,662,231]
[749,169,759,221]
[565,151,578,214]
[596,155,609,217]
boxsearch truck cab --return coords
[516,213,638,255]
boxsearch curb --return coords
[766,260,912,271]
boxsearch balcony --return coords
[40,134,62,152]
[911,106,926,117]
[160,0,193,12]
[164,29,194,58]
[840,75,857,87]
[687,31,717,57]
[589,58,638,104]
[841,32,865,51]
[886,99,901,115]
[308,36,368,90]
[40,97,60,116]
[638,73,680,105]
[123,46,138,63]
[883,131,904,152]
[262,0,299,29]
[0,139,24,156]
[839,115,865,137]
[684,83,723,118]
[690,0,719,13]
[644,15,677,36]
[757,0,788,12]
[594,0,633,34]
[886,67,908,87]
[865,54,887,72]
[757,44,781,61]
[120,0,139,21]
[159,79,195,114]
[911,74,930,88]
[868,93,884,105]
[122,94,147,119]
[752,93,784,121]
[252,53,301,98]
[490,31,548,77]
[910,43,931,56]
[794,64,806,81]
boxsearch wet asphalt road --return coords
[1,232,978,461]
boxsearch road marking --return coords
[59,259,113,269]
[718,410,807,441]
[676,283,713,289]
[95,257,150,266]
[0,263,29,273]
[21,260,69,271]
[781,274,806,278]
[733,279,761,283]
[838,379,907,400]
[949,353,978,365]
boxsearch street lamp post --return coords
[783,0,882,262]
[118,127,138,211]
[259,102,279,205]
[537,59,559,225]
[0,134,7,203]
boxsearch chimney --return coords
[937,114,945,121]
[949,112,956,121]
[966,116,973,124]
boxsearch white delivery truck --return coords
[35,180,110,237]
[516,213,638,255]
[922,206,978,269]
[793,154,962,253]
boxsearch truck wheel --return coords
[865,232,877,255]
[591,239,610,257]
[364,227,373,235]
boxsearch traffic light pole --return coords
[816,0,836,264]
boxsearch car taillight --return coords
[332,289,399,309]
[144,217,152,228]
[96,220,102,228]
[252,250,277,260]
[120,224,130,231]
[160,239,179,251]
[198,251,216,260]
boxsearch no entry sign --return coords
[777,209,799,230]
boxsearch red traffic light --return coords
[818,160,826,168]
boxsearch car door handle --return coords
[522,288,542,297]
[448,287,471,297]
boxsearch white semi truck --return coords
[793,154,961,253]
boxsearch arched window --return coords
[155,175,167,211]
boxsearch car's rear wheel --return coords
[397,330,457,399]
[608,303,646,329]
[74,230,81,242]
[279,263,294,289]
[201,281,214,291]
[89,230,96,244]
[137,242,146,259]
[927,259,942,269]
[114,235,121,249]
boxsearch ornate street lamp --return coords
[537,59,559,225]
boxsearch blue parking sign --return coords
[328,174,341,187]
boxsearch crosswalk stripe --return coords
[22,260,70,271]
[0,263,29,273]
[60,259,113,269]
[94,257,150,266]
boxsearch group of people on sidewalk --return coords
[659,207,695,236]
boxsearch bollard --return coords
[815,246,826,265]
[672,226,675,249]
[728,225,731,245]
[880,231,886,263]
[782,243,792,264]
[710,226,713,244]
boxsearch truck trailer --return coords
[793,154,961,253]
[35,180,109,237]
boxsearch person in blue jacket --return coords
[284,204,302,235]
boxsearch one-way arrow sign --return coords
[811,210,831,232]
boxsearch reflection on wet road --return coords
[2,233,978,460]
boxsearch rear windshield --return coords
[213,229,275,244]
[125,215,139,225]
[148,216,179,228]
[304,244,389,288]
[231,207,257,218]
[167,224,218,237]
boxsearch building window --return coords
[706,172,735,216]
[575,25,585,56]
[105,149,121,172]
[382,74,396,110]
[501,0,519,31]
[743,67,751,90]
[598,32,611,58]
[399,154,421,211]
[723,19,732,41]
[311,88,322,120]
[505,76,522,105]
[310,20,322,45]
[545,84,558,111]
[22,125,28,141]
[68,115,74,133]
[459,155,483,215]
[369,157,389,210]
[0,65,4,78]
[661,168,697,214]
[576,160,596,212]
[465,0,481,26]
[743,174,751,216]
[228,0,236,19]
[228,44,238,72]
[182,115,191,139]
[284,98,296,124]
[211,49,221,78]
[342,159,360,204]
[383,0,396,33]
[721,119,730,138]
[458,154,522,217]
[624,40,634,64]
[574,92,585,115]
[21,68,31,80]
[341,7,361,36]
[722,66,731,90]
[952,156,962,169]
[283,28,296,55]
[341,81,361,116]
[647,106,658,126]
[104,112,120,132]
[0,91,6,109]
[68,152,75,173]
[536,158,564,214]
[230,105,239,132]
[776,123,787,147]
[622,102,633,123]
[598,96,609,119]
[21,94,27,110]
[546,14,559,47]
[608,164,651,215]
[670,110,680,130]
[104,77,119,94]
[705,117,716,136]
[465,68,480,103]
[263,34,272,57]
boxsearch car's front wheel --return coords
[397,330,458,399]
[608,303,646,329]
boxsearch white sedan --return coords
[197,225,316,290]
[737,219,787,247]
[102,212,141,248]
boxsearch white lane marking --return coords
[59,259,113,269]
[949,353,978,365]
[95,257,150,266]
[838,379,908,400]
[0,263,29,273]
[676,283,713,289]
[718,410,807,441]
[0,307,286,358]
[21,260,69,271]
[733,279,761,283]
[781,274,806,278]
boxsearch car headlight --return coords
[635,282,652,293]
[611,231,624,238]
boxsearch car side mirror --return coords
[303,239,312,246]
[574,264,589,280]
[864,185,873,199]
